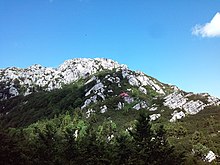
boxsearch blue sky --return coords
[0,0,220,97]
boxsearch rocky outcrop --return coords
[163,92,187,109]
[133,101,148,110]
[122,70,166,95]
[150,114,161,121]
[170,111,185,122]
[183,100,205,115]
[0,58,126,100]
[100,105,108,113]
[205,151,216,162]
[164,92,220,121]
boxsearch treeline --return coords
[0,111,185,165]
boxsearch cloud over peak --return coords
[192,12,220,38]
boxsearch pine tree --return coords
[63,126,79,164]
[128,111,185,165]
[113,134,134,165]
[78,127,110,165]
[0,131,24,165]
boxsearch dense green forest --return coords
[1,111,186,165]
[1,110,220,165]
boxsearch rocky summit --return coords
[0,58,219,119]
[0,58,126,99]
[0,58,220,163]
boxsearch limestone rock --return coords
[124,96,134,104]
[86,109,95,118]
[117,102,124,110]
[183,100,205,115]
[100,105,108,113]
[205,151,216,162]
[139,86,147,94]
[0,58,124,100]
[133,101,148,110]
[170,111,186,122]
[150,114,161,121]
[9,86,19,97]
[164,92,187,109]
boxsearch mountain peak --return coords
[0,58,127,99]
[0,57,219,118]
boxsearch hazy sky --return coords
[0,0,220,97]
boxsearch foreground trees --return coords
[0,112,185,165]
[114,112,185,165]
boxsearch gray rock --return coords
[164,92,187,109]
[139,86,147,94]
[205,151,216,162]
[117,102,124,110]
[170,111,186,122]
[100,105,107,113]
[183,100,205,115]
[9,86,19,97]
[150,114,161,121]
[124,96,134,104]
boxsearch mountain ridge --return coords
[1,57,219,99]
[0,58,126,99]
[0,58,219,124]
[0,58,220,163]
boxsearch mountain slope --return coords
[0,58,219,126]
[0,58,220,163]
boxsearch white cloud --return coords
[192,12,220,37]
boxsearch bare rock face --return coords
[85,82,105,97]
[150,114,161,121]
[0,58,169,103]
[163,92,187,109]
[183,100,205,115]
[0,58,126,100]
[0,86,19,100]
[170,111,185,122]
[100,105,108,113]
[117,102,124,110]
[139,86,147,94]
[122,69,166,95]
[164,91,220,121]
[205,151,216,162]
[133,101,148,110]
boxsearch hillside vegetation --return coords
[0,58,220,164]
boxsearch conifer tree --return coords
[128,111,185,165]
